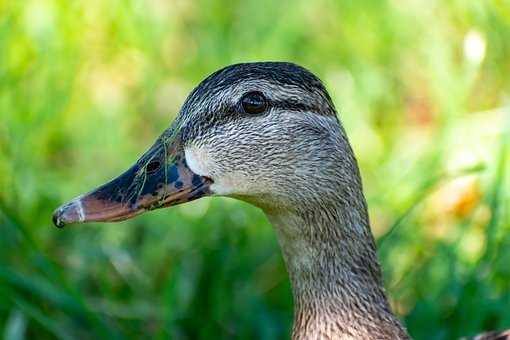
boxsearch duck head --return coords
[53,62,355,227]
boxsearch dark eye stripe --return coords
[236,98,321,116]
[271,99,315,113]
[198,96,328,129]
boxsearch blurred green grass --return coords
[1,0,510,339]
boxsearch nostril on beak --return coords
[146,160,162,173]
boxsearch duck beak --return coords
[52,130,211,228]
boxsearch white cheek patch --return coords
[184,146,212,178]
[184,146,248,196]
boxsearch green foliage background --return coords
[1,0,510,339]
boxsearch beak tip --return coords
[52,198,84,228]
[52,205,74,228]
[52,209,65,228]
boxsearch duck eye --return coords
[146,160,161,173]
[241,91,267,114]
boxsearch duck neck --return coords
[267,201,409,340]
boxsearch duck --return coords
[53,62,509,340]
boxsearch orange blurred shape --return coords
[430,175,482,218]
